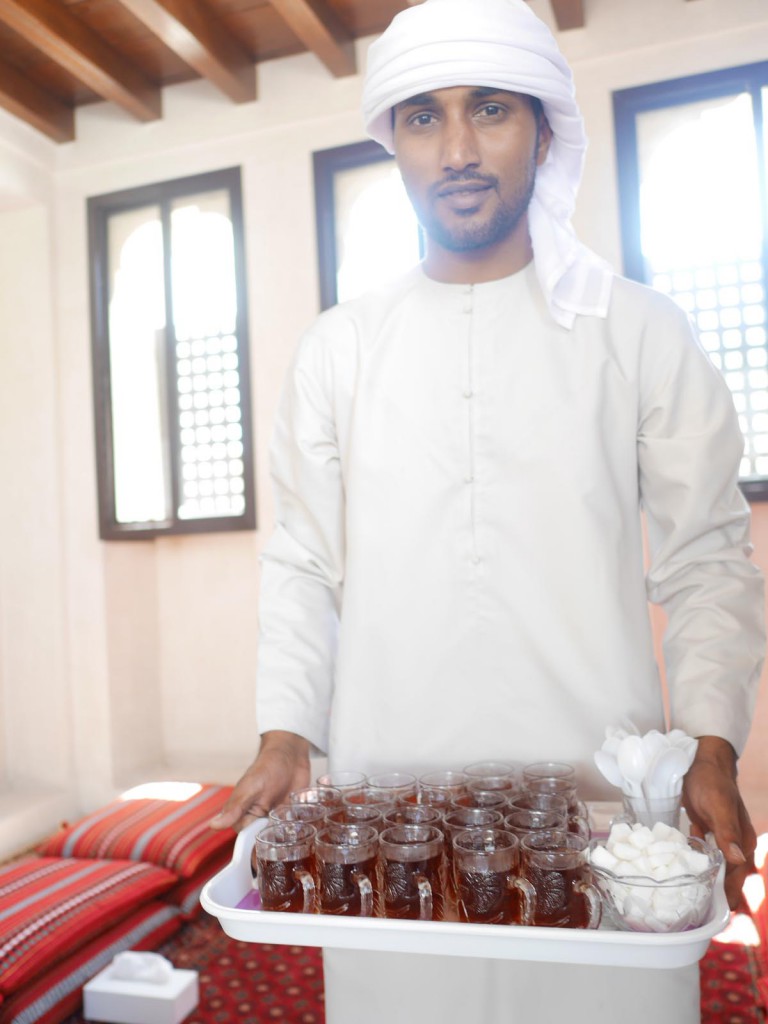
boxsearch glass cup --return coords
[466,776,518,805]
[366,772,419,805]
[269,802,327,827]
[442,807,505,883]
[621,792,682,829]
[315,770,368,800]
[523,761,576,785]
[452,828,535,925]
[418,769,469,810]
[504,807,567,840]
[289,786,344,809]
[523,776,586,818]
[451,789,509,812]
[511,790,590,838]
[463,760,519,781]
[383,804,443,830]
[520,830,601,929]
[252,822,316,914]
[326,804,384,832]
[379,824,445,920]
[314,824,378,917]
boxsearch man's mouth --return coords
[434,179,495,213]
[436,180,494,199]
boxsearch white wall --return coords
[0,0,766,857]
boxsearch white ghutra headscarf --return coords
[361,0,613,329]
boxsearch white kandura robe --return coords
[256,262,764,1024]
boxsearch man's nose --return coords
[441,117,480,171]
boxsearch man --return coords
[212,1,764,1020]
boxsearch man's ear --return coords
[536,116,553,167]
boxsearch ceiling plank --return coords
[549,0,584,31]
[115,0,256,103]
[266,0,356,77]
[0,55,73,140]
[0,0,161,121]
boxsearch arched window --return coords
[89,168,255,537]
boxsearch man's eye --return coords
[478,104,503,117]
[410,112,436,127]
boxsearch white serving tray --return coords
[200,815,729,970]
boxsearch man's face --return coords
[392,86,551,256]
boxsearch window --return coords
[89,168,256,538]
[313,140,423,310]
[614,62,768,499]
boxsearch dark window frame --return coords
[88,167,257,539]
[613,61,768,501]
[312,139,396,311]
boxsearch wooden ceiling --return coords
[0,0,590,144]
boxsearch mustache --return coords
[432,171,498,196]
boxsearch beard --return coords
[412,150,538,254]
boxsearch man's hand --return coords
[209,731,312,832]
[682,735,756,909]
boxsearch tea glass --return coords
[510,791,589,838]
[366,772,419,805]
[269,802,327,827]
[520,830,601,929]
[451,789,509,812]
[442,807,505,882]
[504,807,567,840]
[523,776,587,818]
[379,824,445,920]
[523,761,576,784]
[315,770,368,800]
[418,769,469,809]
[314,824,378,917]
[452,828,535,925]
[289,786,344,809]
[326,804,385,832]
[252,822,316,914]
[463,760,519,781]
[383,804,443,831]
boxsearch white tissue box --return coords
[83,965,198,1024]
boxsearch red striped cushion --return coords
[162,845,234,920]
[0,901,181,1024]
[0,857,177,996]
[38,784,234,879]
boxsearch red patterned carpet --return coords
[60,910,768,1024]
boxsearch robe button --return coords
[463,390,473,399]
[464,475,474,484]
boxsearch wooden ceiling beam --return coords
[115,0,256,104]
[267,0,356,78]
[0,0,160,121]
[0,55,73,141]
[549,0,584,31]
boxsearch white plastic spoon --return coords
[617,734,648,798]
[594,749,623,788]
[644,746,689,799]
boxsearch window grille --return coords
[614,63,768,499]
[88,167,256,538]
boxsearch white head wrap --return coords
[362,0,613,329]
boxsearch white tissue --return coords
[109,951,174,985]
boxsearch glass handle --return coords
[352,870,373,917]
[575,879,602,929]
[294,868,316,914]
[415,873,433,920]
[508,876,536,925]
[569,815,591,841]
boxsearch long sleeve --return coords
[638,298,765,755]
[255,327,346,754]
